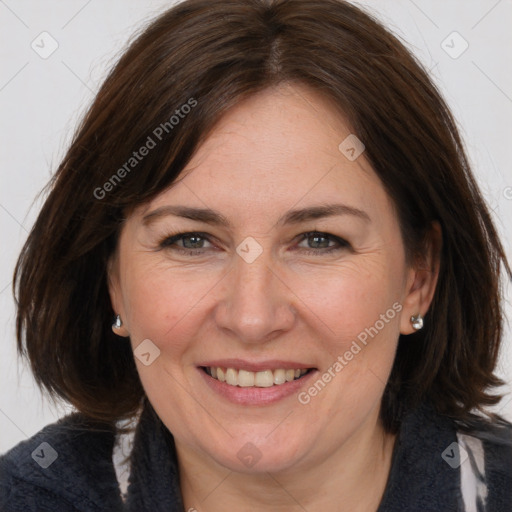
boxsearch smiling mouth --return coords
[201,366,314,388]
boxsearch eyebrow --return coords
[142,203,371,228]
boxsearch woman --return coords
[1,0,511,510]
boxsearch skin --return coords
[109,83,440,511]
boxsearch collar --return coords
[124,402,460,512]
[377,403,461,511]
[125,403,184,511]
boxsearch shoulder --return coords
[379,403,512,511]
[0,413,124,512]
[458,417,512,510]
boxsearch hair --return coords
[14,0,510,432]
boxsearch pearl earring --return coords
[410,314,424,330]
[112,315,123,330]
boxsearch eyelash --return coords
[158,231,351,256]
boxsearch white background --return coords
[1,0,511,454]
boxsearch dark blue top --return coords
[1,402,511,511]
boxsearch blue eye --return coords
[158,231,350,256]
[159,232,214,255]
[295,232,351,255]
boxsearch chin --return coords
[207,434,309,474]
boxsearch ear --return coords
[400,222,442,335]
[107,251,130,337]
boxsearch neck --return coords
[176,414,396,512]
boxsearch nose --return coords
[214,249,296,344]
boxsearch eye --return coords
[295,232,351,255]
[159,232,215,255]
[157,230,351,257]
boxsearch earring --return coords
[112,314,123,330]
[410,314,424,330]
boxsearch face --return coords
[109,83,434,474]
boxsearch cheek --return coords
[121,260,217,353]
[120,264,215,429]
[291,256,403,340]
[290,255,403,409]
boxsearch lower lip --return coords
[198,368,318,406]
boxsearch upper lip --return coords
[198,359,316,372]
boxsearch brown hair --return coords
[14,0,510,432]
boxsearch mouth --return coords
[197,359,319,405]
[200,366,314,388]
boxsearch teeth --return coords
[206,367,309,387]
[254,370,274,387]
[225,368,237,386]
[238,369,255,387]
[273,369,286,385]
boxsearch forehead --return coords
[139,84,394,228]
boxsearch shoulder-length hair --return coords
[14,0,510,432]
